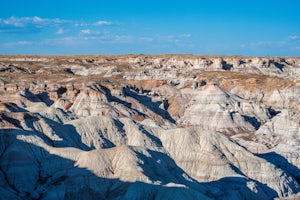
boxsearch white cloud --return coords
[289,35,300,41]
[0,16,70,33]
[74,23,88,27]
[17,41,31,45]
[248,35,300,48]
[41,37,80,46]
[164,34,192,43]
[113,35,133,42]
[75,20,114,27]
[3,40,33,47]
[240,44,246,48]
[0,16,116,35]
[178,34,191,38]
[56,28,64,35]
[239,35,300,55]
[93,21,113,26]
[0,16,68,28]
[80,29,102,36]
[81,29,91,34]
[249,40,286,47]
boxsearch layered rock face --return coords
[0,55,299,199]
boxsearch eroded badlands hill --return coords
[0,55,299,199]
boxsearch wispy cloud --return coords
[162,34,192,43]
[0,16,68,27]
[55,28,65,35]
[288,35,300,41]
[0,16,115,34]
[3,32,193,49]
[74,23,89,27]
[243,35,300,49]
[80,29,91,35]
[0,16,70,33]
[178,34,191,38]
[3,40,33,46]
[238,35,300,55]
[0,16,194,54]
[6,34,135,47]
[93,21,114,26]
[248,41,286,47]
[79,29,102,35]
[75,20,115,27]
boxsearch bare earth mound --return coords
[0,55,299,199]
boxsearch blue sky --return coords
[0,0,300,55]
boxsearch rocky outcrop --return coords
[0,55,299,199]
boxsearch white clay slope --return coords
[0,55,299,199]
